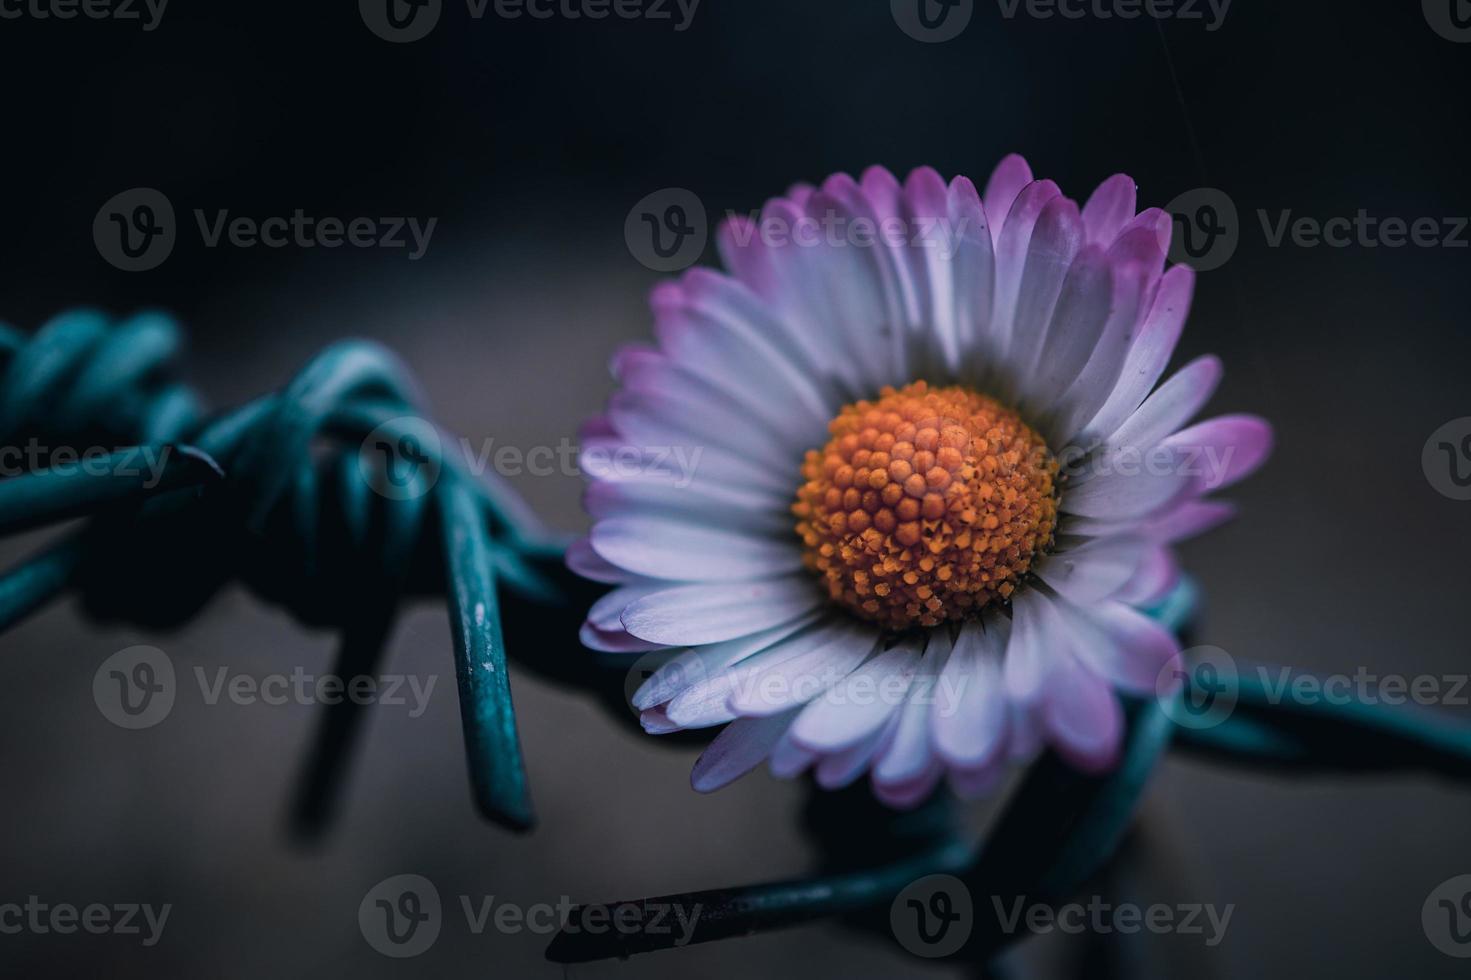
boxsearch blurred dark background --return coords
[1,1,1470,977]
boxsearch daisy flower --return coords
[570,156,1272,807]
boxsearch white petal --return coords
[639,707,682,734]
[768,729,817,779]
[874,631,953,786]
[932,617,1010,770]
[1080,264,1195,445]
[1017,244,1112,413]
[621,576,821,646]
[1140,499,1236,542]
[991,180,1063,376]
[1058,454,1195,521]
[1000,195,1084,403]
[584,479,790,536]
[982,154,1034,243]
[1004,590,1051,704]
[580,434,790,499]
[1034,536,1149,604]
[631,612,822,710]
[666,617,849,727]
[1042,655,1124,773]
[946,176,997,377]
[1081,173,1137,246]
[1162,415,1274,492]
[613,345,813,459]
[690,712,795,793]
[727,620,879,717]
[1046,223,1167,444]
[1104,355,1222,455]
[580,622,666,654]
[1111,545,1179,606]
[873,761,944,809]
[652,271,835,429]
[790,634,924,752]
[607,388,795,474]
[566,535,634,584]
[815,714,899,789]
[591,517,801,582]
[1072,597,1182,694]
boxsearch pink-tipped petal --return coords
[691,712,795,793]
[1164,415,1274,492]
[1081,173,1138,246]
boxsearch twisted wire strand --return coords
[0,310,576,835]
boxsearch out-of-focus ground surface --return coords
[2,3,1470,977]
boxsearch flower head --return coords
[571,156,1272,807]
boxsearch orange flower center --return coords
[793,381,1059,630]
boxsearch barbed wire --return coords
[0,310,580,836]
